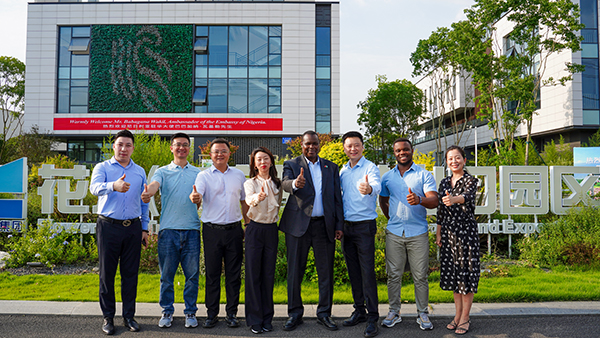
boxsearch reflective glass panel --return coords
[194,105,208,114]
[269,26,282,37]
[229,79,248,113]
[194,38,208,52]
[196,54,208,66]
[316,79,331,110]
[58,67,70,79]
[269,79,281,86]
[58,80,70,113]
[59,27,71,67]
[71,79,88,87]
[269,66,281,78]
[316,27,331,55]
[582,44,599,58]
[70,87,88,106]
[195,78,208,87]
[249,79,268,114]
[72,26,90,37]
[316,67,330,79]
[229,66,248,78]
[316,55,330,66]
[193,87,207,104]
[269,55,281,66]
[316,121,331,134]
[582,58,599,109]
[249,66,268,78]
[229,26,248,65]
[70,106,88,114]
[269,86,281,106]
[195,66,208,78]
[249,26,268,65]
[209,26,228,66]
[71,67,89,79]
[581,0,598,29]
[71,54,89,67]
[208,79,227,113]
[196,26,208,37]
[269,37,281,54]
[583,110,600,124]
[209,66,228,78]
[268,106,281,114]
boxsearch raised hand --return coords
[358,174,372,195]
[442,190,453,206]
[257,185,267,202]
[113,174,130,193]
[189,185,202,205]
[295,167,306,189]
[407,187,420,205]
[141,183,152,203]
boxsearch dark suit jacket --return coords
[279,155,344,242]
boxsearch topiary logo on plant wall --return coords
[89,25,193,113]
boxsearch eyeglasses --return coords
[173,143,190,148]
[211,150,229,155]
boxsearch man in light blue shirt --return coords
[379,137,438,331]
[339,131,381,338]
[90,129,149,335]
[141,133,201,329]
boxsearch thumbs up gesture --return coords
[141,183,152,203]
[295,167,306,189]
[189,185,202,205]
[358,174,372,195]
[442,190,453,206]
[407,187,420,205]
[113,174,130,193]
[257,185,267,202]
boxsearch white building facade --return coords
[24,0,340,163]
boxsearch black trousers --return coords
[97,217,142,319]
[342,219,379,321]
[285,217,335,318]
[203,222,244,318]
[244,220,278,327]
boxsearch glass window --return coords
[316,27,331,55]
[68,141,84,161]
[71,79,88,87]
[193,87,207,104]
[195,78,208,87]
[249,26,268,66]
[59,27,71,67]
[58,80,70,113]
[70,106,88,114]
[194,38,208,52]
[58,67,70,79]
[209,26,228,66]
[68,38,90,53]
[581,0,598,29]
[72,26,90,38]
[71,67,89,79]
[268,106,281,114]
[582,59,599,110]
[209,66,228,78]
[316,55,330,67]
[195,66,208,78]
[249,66,268,78]
[229,66,248,78]
[229,79,248,113]
[196,26,208,37]
[316,121,331,134]
[269,37,281,54]
[196,54,208,66]
[208,79,227,113]
[269,54,281,66]
[194,105,208,114]
[71,54,89,67]
[268,66,281,79]
[269,26,282,37]
[582,29,598,44]
[269,86,281,106]
[71,87,88,106]
[249,79,268,114]
[269,79,281,87]
[316,67,330,79]
[582,44,599,58]
[229,26,248,66]
[583,110,600,124]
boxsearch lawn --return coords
[0,264,598,303]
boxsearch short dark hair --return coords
[301,130,319,144]
[115,129,135,144]
[393,137,412,149]
[342,131,363,145]
[170,132,190,144]
[209,138,231,150]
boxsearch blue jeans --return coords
[158,229,201,314]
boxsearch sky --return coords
[0,0,473,134]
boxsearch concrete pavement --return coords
[0,300,598,318]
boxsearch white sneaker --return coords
[417,312,433,330]
[158,313,173,328]
[185,313,198,328]
[381,311,402,327]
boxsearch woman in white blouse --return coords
[243,147,283,334]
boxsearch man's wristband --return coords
[418,196,422,205]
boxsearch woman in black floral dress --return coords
[435,145,479,335]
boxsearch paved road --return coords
[0,314,598,338]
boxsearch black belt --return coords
[310,216,325,221]
[345,219,375,226]
[204,221,241,230]
[99,215,139,227]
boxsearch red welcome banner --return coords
[54,117,283,131]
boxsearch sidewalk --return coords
[0,300,598,318]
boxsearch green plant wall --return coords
[89,24,193,113]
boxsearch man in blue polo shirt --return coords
[379,137,438,331]
[90,129,149,335]
[141,132,201,329]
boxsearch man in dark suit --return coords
[279,130,344,332]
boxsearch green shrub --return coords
[139,233,159,273]
[5,220,97,268]
[517,206,600,266]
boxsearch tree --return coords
[464,0,583,163]
[357,75,425,165]
[0,56,25,164]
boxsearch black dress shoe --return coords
[343,311,367,326]
[123,317,140,332]
[283,316,303,331]
[203,317,218,328]
[225,314,240,328]
[364,321,379,337]
[316,316,339,331]
[102,317,115,335]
